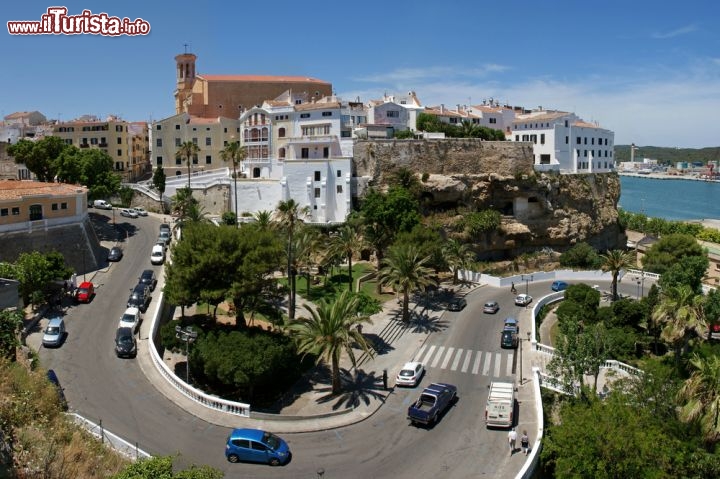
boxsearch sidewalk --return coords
[136,281,483,433]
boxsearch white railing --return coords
[147,291,251,417]
[537,371,579,396]
[625,268,660,280]
[515,369,545,479]
[602,359,643,377]
[70,413,152,461]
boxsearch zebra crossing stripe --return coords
[414,344,427,363]
[422,345,436,366]
[450,348,463,371]
[440,347,455,369]
[482,351,492,376]
[493,353,502,377]
[506,353,514,376]
[461,350,472,373]
[430,346,444,368]
[472,352,483,375]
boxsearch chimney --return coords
[440,104,444,113]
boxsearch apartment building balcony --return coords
[284,134,336,145]
[79,143,89,148]
[99,142,108,147]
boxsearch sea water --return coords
[618,175,720,221]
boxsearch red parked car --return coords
[75,281,95,303]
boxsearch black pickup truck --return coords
[407,382,457,426]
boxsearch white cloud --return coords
[651,24,698,39]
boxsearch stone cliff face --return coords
[353,139,625,259]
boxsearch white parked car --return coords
[150,244,165,265]
[395,361,425,387]
[42,317,66,347]
[514,294,533,306]
[120,208,138,218]
[118,307,141,333]
[133,207,148,216]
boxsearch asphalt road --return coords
[34,212,640,478]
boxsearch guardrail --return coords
[147,290,251,417]
[70,413,151,461]
[516,368,545,479]
[602,359,643,377]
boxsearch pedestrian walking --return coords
[521,430,530,456]
[382,369,388,390]
[511,282,517,294]
[508,428,517,455]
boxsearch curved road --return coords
[37,212,637,477]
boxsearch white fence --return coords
[71,413,152,461]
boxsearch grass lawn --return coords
[283,262,391,305]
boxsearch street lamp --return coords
[521,274,533,295]
[520,330,531,385]
[175,325,198,384]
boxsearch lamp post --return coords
[521,274,533,295]
[520,330,531,385]
[175,326,198,384]
[640,270,645,298]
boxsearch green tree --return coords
[15,251,62,307]
[288,290,374,394]
[253,210,272,229]
[113,455,223,479]
[378,243,436,322]
[459,120,480,138]
[599,249,635,301]
[652,284,706,370]
[442,239,475,284]
[458,210,501,238]
[0,309,23,359]
[559,242,603,269]
[416,112,443,132]
[395,224,446,273]
[327,225,363,292]
[176,141,200,191]
[8,136,68,182]
[659,255,709,294]
[677,353,720,445]
[641,233,706,275]
[78,148,121,200]
[221,211,237,226]
[274,199,310,320]
[220,141,247,225]
[152,165,167,213]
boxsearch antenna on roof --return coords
[183,43,190,54]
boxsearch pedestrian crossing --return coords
[413,344,515,377]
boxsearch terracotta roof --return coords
[295,101,341,111]
[198,74,331,85]
[424,107,463,118]
[4,111,40,120]
[572,120,603,128]
[0,181,86,200]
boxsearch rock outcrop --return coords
[353,139,625,259]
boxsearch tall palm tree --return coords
[220,140,247,225]
[363,222,392,294]
[378,243,437,322]
[442,239,475,284]
[652,284,706,369]
[176,140,200,192]
[288,290,374,394]
[328,225,364,292]
[294,228,321,296]
[677,353,720,445]
[275,199,310,320]
[600,249,635,301]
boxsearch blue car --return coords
[551,280,569,292]
[225,428,291,466]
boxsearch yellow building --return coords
[0,180,87,234]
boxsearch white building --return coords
[366,91,423,134]
[510,110,615,173]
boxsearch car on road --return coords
[225,428,291,466]
[46,369,68,410]
[158,230,171,246]
[138,269,157,291]
[483,300,500,314]
[127,284,150,312]
[514,294,533,306]
[75,281,95,303]
[500,329,518,349]
[107,246,123,262]
[42,317,65,347]
[120,208,138,218]
[503,317,519,334]
[118,307,141,333]
[407,382,458,426]
[395,361,425,387]
[92,199,112,210]
[133,206,148,216]
[150,244,165,265]
[115,327,137,358]
[447,297,467,311]
[551,280,569,292]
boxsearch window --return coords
[301,124,331,136]
[251,442,268,452]
[300,113,310,118]
[192,154,198,164]
[0,208,7,216]
[565,136,569,144]
[61,202,67,210]
[224,127,227,133]
[591,138,595,145]
[90,138,98,145]
[156,156,163,166]
[314,171,321,181]
[489,118,497,124]
[52,203,58,211]
[322,111,332,117]
[337,185,343,194]
[584,137,587,145]
[29,204,42,221]
[253,167,260,178]
[12,207,20,216]
[515,135,520,141]
[231,439,250,448]
[205,155,212,164]
[564,120,569,127]
[576,137,581,144]
[278,127,286,138]
[175,157,182,165]
[205,137,211,146]
[175,138,181,147]
[117,149,122,156]
[192,138,198,145]
[156,138,162,147]
[156,124,162,130]
[301,148,309,159]
[386,110,399,118]
[116,137,121,145]
[540,134,545,145]
[278,147,286,159]
[175,124,180,130]
[584,150,587,157]
[314,187,321,198]
[337,169,342,177]
[323,147,329,158]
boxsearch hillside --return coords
[615,145,720,165]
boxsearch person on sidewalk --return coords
[521,430,530,456]
[508,428,517,455]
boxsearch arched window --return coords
[261,127,268,141]
[176,170,182,176]
[253,167,261,178]
[278,127,286,138]
[279,147,286,159]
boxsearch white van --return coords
[150,244,165,265]
[93,199,112,210]
[485,381,515,428]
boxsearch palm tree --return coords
[274,199,310,320]
[253,210,273,229]
[288,290,374,394]
[220,140,247,225]
[176,140,200,192]
[652,284,706,369]
[460,120,480,138]
[294,228,321,296]
[378,243,437,322]
[363,222,392,294]
[442,239,475,284]
[600,249,635,301]
[677,353,720,445]
[328,225,364,292]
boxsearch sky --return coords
[3,0,720,148]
